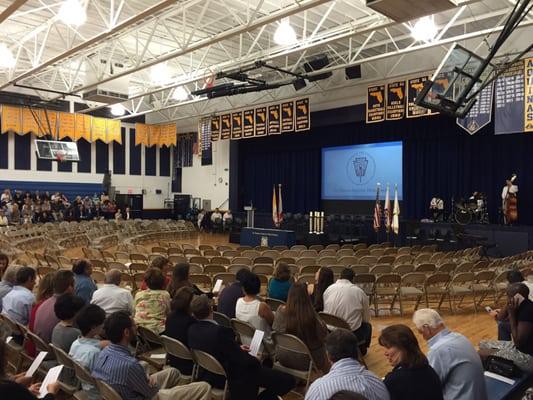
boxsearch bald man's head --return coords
[105,269,122,285]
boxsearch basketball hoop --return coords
[203,68,216,89]
[55,150,66,162]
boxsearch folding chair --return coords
[424,273,451,311]
[266,298,285,312]
[160,335,195,382]
[191,350,228,400]
[448,272,477,313]
[136,326,166,370]
[398,273,426,315]
[96,380,123,400]
[373,274,401,315]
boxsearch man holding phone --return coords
[480,283,533,371]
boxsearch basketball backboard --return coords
[35,140,80,161]
[415,43,496,118]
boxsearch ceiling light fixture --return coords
[0,43,16,69]
[58,0,87,27]
[110,104,126,116]
[150,63,171,85]
[274,18,297,46]
[410,16,438,42]
[172,86,189,101]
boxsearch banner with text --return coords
[456,82,494,135]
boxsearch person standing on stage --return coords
[502,174,518,225]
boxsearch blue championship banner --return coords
[456,81,494,135]
[386,81,406,120]
[268,104,281,135]
[220,114,231,140]
[295,98,310,131]
[243,109,255,138]
[210,116,220,142]
[366,85,385,123]
[281,101,294,132]
[525,57,533,133]
[231,111,243,139]
[495,60,525,134]
[255,107,267,136]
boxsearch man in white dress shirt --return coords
[323,268,372,355]
[91,269,134,316]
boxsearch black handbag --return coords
[485,355,519,379]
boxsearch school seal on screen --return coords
[347,152,376,185]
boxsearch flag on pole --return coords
[277,184,283,225]
[384,184,391,233]
[373,184,382,232]
[272,186,279,227]
[392,184,400,235]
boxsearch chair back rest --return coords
[272,332,312,370]
[318,312,351,330]
[72,359,97,386]
[161,335,193,361]
[370,265,392,275]
[50,344,75,368]
[138,326,163,346]
[401,273,426,285]
[452,272,475,284]
[266,298,285,311]
[96,380,123,400]
[213,312,232,328]
[191,349,226,377]
[27,330,53,353]
[231,318,256,340]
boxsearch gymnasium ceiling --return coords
[0,0,531,127]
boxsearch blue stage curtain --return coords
[236,106,533,225]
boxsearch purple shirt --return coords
[33,294,59,343]
[217,282,243,319]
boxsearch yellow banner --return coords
[41,110,58,138]
[159,124,176,147]
[107,119,122,144]
[21,107,42,135]
[148,125,161,147]
[135,123,149,146]
[525,57,533,133]
[92,117,107,142]
[2,105,22,134]
[74,114,91,141]
[58,112,76,140]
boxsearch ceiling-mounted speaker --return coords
[304,55,332,82]
[345,65,362,80]
[293,78,307,91]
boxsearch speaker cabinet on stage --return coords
[173,194,191,219]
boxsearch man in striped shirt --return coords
[92,311,210,400]
[305,329,390,400]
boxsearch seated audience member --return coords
[34,270,75,343]
[222,209,233,228]
[134,268,171,334]
[323,268,371,355]
[310,267,334,312]
[480,283,533,371]
[413,309,487,400]
[163,287,196,375]
[273,282,330,373]
[491,270,533,341]
[8,203,20,225]
[236,272,274,334]
[268,263,292,302]
[378,324,443,400]
[27,272,55,356]
[0,265,19,312]
[69,304,107,400]
[0,210,8,227]
[92,311,210,400]
[210,208,222,223]
[167,263,211,298]
[123,206,132,220]
[114,208,123,221]
[305,329,389,400]
[217,268,251,318]
[0,253,8,279]
[188,295,295,400]
[72,259,97,304]
[140,256,171,290]
[0,322,60,400]
[90,269,134,316]
[1,266,36,326]
[51,293,85,352]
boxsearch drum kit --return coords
[452,194,489,225]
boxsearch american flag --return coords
[373,184,382,232]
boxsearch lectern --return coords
[244,205,255,228]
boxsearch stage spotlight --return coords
[274,18,297,46]
[0,43,16,69]
[410,16,438,42]
[58,0,87,27]
[110,104,126,116]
